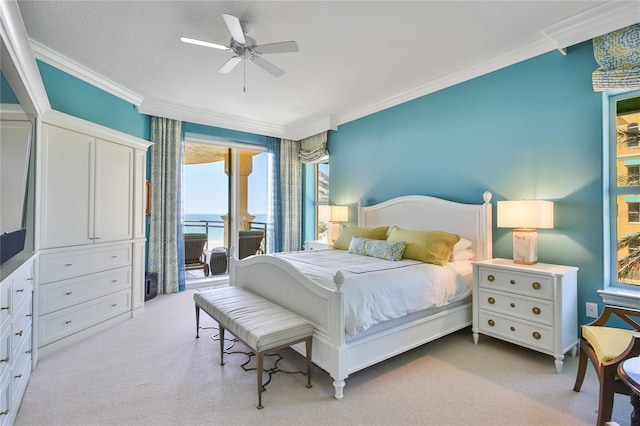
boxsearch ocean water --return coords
[184,213,267,246]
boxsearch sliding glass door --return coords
[183,138,267,281]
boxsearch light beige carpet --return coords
[15,289,632,425]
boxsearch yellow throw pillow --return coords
[387,226,460,265]
[332,225,389,250]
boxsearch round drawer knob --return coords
[488,297,495,304]
[488,319,495,326]
[510,326,516,332]
[487,275,495,282]
[532,282,541,290]
[532,307,541,315]
[533,331,541,340]
[510,303,515,308]
[510,279,516,285]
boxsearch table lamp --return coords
[318,205,348,244]
[497,200,554,265]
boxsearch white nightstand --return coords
[472,258,579,373]
[304,240,330,251]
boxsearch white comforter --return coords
[274,249,472,336]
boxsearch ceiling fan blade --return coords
[222,13,246,45]
[180,36,230,51]
[218,56,242,73]
[250,55,285,78]
[254,41,299,55]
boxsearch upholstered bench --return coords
[194,286,314,409]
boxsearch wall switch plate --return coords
[586,302,598,318]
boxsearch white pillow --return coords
[450,248,475,262]
[453,238,473,252]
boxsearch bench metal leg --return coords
[219,325,225,366]
[305,337,313,389]
[257,351,264,410]
[195,305,200,338]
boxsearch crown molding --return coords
[18,1,638,140]
[0,0,50,117]
[30,39,144,106]
[336,2,639,128]
[138,97,288,138]
[335,37,554,127]
[542,1,640,50]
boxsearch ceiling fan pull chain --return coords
[243,56,246,93]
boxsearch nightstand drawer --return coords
[477,267,553,300]
[478,288,554,326]
[478,310,553,352]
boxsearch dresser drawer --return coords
[10,328,31,407]
[11,264,33,311]
[0,281,9,327]
[0,328,9,378]
[39,244,131,284]
[38,289,131,347]
[39,266,131,315]
[0,367,9,426]
[11,298,32,357]
[477,267,553,300]
[478,288,554,326]
[478,310,553,352]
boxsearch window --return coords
[316,163,329,240]
[609,92,640,286]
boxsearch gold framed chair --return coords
[573,305,640,426]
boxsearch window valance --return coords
[592,23,640,91]
[299,131,329,163]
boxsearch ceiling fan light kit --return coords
[181,13,298,80]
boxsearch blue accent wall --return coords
[37,61,150,140]
[329,41,602,326]
[1,72,19,104]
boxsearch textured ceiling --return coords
[15,1,640,139]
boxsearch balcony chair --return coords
[573,305,640,426]
[184,233,209,277]
[239,230,265,259]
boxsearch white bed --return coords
[228,192,493,399]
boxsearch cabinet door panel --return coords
[94,139,133,242]
[40,125,93,248]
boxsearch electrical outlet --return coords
[586,302,598,318]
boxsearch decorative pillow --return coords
[450,248,475,262]
[365,239,407,261]
[347,236,369,255]
[333,225,389,250]
[386,226,460,266]
[347,236,407,261]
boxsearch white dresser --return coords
[36,111,150,356]
[0,255,34,426]
[472,258,578,373]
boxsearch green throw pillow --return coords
[386,226,460,265]
[332,225,389,250]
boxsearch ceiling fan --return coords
[181,13,299,78]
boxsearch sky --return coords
[183,152,268,215]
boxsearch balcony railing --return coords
[184,219,267,253]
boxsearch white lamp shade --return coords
[318,205,348,222]
[497,200,554,229]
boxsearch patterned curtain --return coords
[266,137,281,253]
[280,139,302,251]
[147,117,186,293]
[593,23,640,91]
[299,131,328,163]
